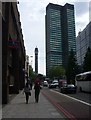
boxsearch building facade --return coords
[25,55,29,81]
[2,2,25,104]
[45,3,76,76]
[76,21,91,66]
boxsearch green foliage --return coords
[66,49,79,84]
[83,47,91,72]
[29,65,36,81]
[48,66,65,79]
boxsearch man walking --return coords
[34,75,41,103]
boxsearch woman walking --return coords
[24,82,31,104]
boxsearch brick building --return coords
[2,2,26,104]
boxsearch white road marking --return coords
[50,89,91,107]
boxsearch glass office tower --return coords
[62,4,76,68]
[45,3,76,76]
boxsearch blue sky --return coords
[17,0,90,75]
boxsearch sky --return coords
[17,0,91,75]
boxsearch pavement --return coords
[2,88,66,119]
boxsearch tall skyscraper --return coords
[35,47,38,74]
[45,3,76,76]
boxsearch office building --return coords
[25,55,29,78]
[76,21,91,66]
[45,3,76,76]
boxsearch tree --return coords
[29,65,36,82]
[83,47,91,72]
[48,66,65,80]
[66,49,79,84]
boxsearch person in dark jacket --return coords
[34,76,41,103]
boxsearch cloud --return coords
[76,12,89,22]
[76,21,87,35]
[75,9,89,36]
[39,7,45,14]
[89,1,91,21]
[75,0,90,2]
[74,2,89,17]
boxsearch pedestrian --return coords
[24,82,31,104]
[34,75,41,103]
[28,78,33,90]
[30,81,33,90]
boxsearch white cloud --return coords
[89,1,91,21]
[75,12,89,36]
[74,2,89,17]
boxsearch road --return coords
[41,87,91,119]
[55,87,91,104]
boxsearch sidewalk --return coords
[2,88,65,119]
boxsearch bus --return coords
[75,71,91,93]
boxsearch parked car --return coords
[49,80,59,88]
[60,84,77,93]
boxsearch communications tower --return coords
[35,47,38,74]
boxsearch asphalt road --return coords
[42,87,91,119]
[65,92,91,104]
[55,87,91,104]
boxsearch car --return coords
[49,80,59,88]
[43,81,48,87]
[60,84,77,93]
